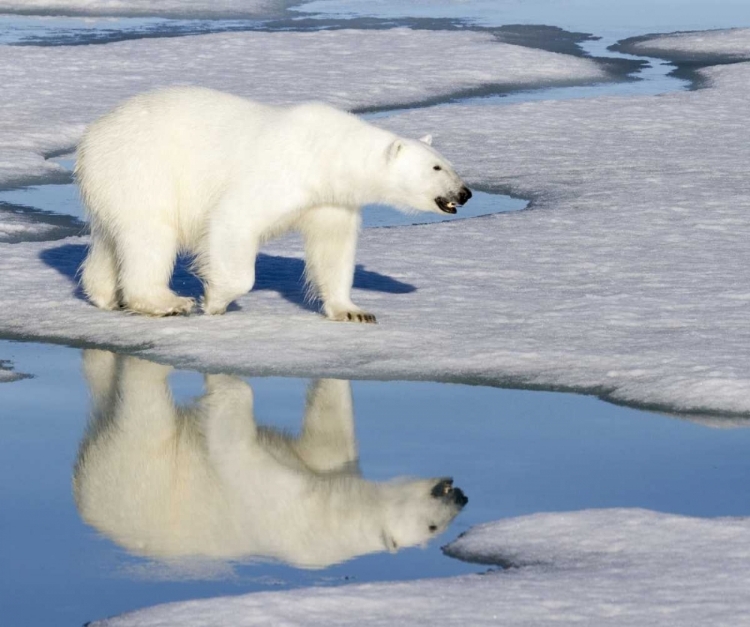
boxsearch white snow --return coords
[0,28,606,189]
[625,27,750,60]
[0,0,290,18]
[2,41,750,419]
[91,509,750,626]
[374,61,750,418]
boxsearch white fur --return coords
[73,350,466,568]
[75,86,467,319]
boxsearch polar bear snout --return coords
[434,186,473,214]
[431,478,469,508]
[458,186,473,205]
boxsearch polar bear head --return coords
[381,134,472,215]
[380,477,468,552]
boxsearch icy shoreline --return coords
[615,27,750,63]
[93,509,750,626]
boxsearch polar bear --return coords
[73,350,468,568]
[75,87,472,320]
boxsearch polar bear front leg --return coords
[200,219,259,315]
[295,379,359,474]
[201,375,259,476]
[298,205,376,323]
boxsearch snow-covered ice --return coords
[0,202,84,243]
[0,28,607,189]
[374,30,750,417]
[618,27,750,62]
[91,508,750,626]
[0,0,292,19]
[2,30,750,418]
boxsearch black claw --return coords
[347,312,353,320]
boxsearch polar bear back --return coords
[75,87,379,247]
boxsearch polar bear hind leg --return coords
[81,235,120,310]
[298,205,376,323]
[117,222,195,316]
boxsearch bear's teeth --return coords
[447,202,456,209]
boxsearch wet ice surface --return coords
[616,27,750,63]
[3,340,750,627]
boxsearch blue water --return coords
[2,339,749,627]
[296,0,750,36]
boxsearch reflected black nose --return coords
[431,478,468,508]
[458,187,472,205]
[453,487,468,507]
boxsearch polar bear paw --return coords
[125,294,196,317]
[328,310,377,324]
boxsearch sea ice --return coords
[617,27,750,62]
[0,202,84,243]
[1,29,749,420]
[91,509,750,626]
[0,28,607,189]
[0,0,292,18]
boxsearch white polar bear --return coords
[75,86,472,320]
[73,350,468,568]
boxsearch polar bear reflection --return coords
[73,351,467,568]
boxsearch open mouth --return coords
[435,197,458,214]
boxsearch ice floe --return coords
[0,0,291,19]
[377,55,750,418]
[0,28,607,188]
[1,29,749,419]
[0,201,84,243]
[617,27,750,62]
[91,508,750,626]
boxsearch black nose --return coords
[458,187,472,204]
[453,487,468,507]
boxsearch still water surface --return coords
[2,340,749,626]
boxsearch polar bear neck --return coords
[285,103,396,208]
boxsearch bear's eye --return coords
[429,525,438,532]
[433,165,442,171]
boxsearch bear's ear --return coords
[387,139,404,162]
[419,134,433,146]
